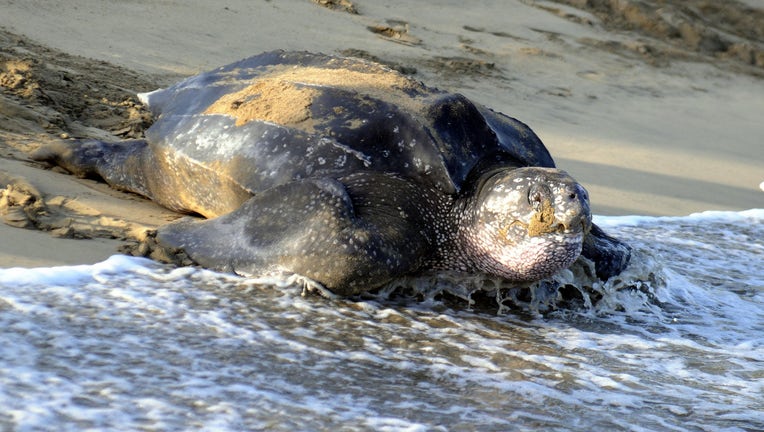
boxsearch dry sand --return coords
[1,0,762,268]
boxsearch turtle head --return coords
[458,167,592,281]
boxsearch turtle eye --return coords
[572,185,589,202]
[530,192,542,211]
[527,184,546,211]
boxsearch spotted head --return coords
[454,167,592,281]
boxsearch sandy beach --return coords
[1,0,762,268]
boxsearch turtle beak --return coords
[557,183,592,235]
[526,182,591,237]
[556,214,592,235]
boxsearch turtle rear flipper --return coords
[157,175,435,296]
[32,139,156,197]
[32,139,250,217]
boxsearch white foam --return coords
[0,254,153,286]
[136,91,152,106]
[594,207,764,227]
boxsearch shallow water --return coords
[1,210,762,431]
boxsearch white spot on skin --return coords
[318,137,372,167]
[335,154,347,168]
[483,190,522,213]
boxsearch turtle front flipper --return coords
[156,175,437,296]
[581,223,632,281]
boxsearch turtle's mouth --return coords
[525,191,590,237]
[530,219,591,236]
[500,220,587,243]
[470,213,589,282]
[500,208,590,240]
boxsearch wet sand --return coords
[1,0,762,267]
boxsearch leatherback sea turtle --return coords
[35,51,630,296]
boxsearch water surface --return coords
[1,210,762,431]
